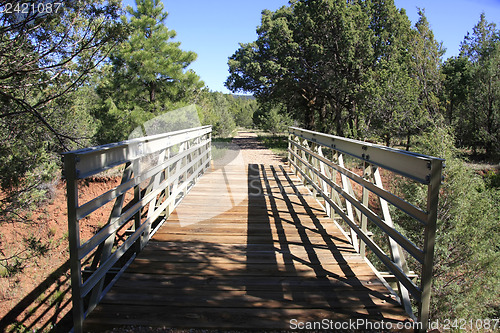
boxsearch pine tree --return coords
[119,0,201,104]
[442,14,500,157]
[96,0,203,142]
[460,14,500,157]
[410,9,445,117]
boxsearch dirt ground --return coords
[231,130,283,165]
[0,131,284,332]
[0,176,124,332]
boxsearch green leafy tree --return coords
[441,56,472,129]
[366,62,420,147]
[226,0,414,139]
[367,9,444,149]
[460,14,500,157]
[196,90,236,137]
[0,0,123,215]
[410,9,445,117]
[227,95,258,128]
[255,103,292,136]
[96,0,203,143]
[442,14,500,158]
[0,0,124,272]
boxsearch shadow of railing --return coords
[0,260,73,332]
[258,163,397,318]
[270,164,386,317]
[246,164,281,300]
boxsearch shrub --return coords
[255,104,292,136]
[392,124,500,320]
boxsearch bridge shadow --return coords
[245,163,403,323]
[0,260,73,332]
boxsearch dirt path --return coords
[231,130,283,165]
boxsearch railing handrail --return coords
[63,125,212,179]
[289,126,444,184]
[63,125,212,333]
[287,126,443,333]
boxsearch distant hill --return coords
[231,94,256,101]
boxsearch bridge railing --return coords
[62,125,212,333]
[288,126,443,331]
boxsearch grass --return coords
[257,133,288,160]
[212,137,233,143]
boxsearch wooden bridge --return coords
[63,126,443,332]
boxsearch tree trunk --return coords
[448,100,454,125]
[335,103,344,137]
[149,81,156,104]
[305,108,315,130]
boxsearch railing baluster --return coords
[338,153,359,250]
[371,165,413,315]
[359,162,370,259]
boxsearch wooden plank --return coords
[85,306,410,331]
[165,213,331,223]
[153,229,347,239]
[141,241,356,255]
[133,251,363,264]
[169,200,325,211]
[155,220,345,233]
[151,233,350,244]
[100,288,401,309]
[112,272,389,288]
[125,260,378,278]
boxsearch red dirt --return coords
[0,177,121,332]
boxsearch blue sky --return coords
[123,0,500,94]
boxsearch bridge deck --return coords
[84,163,409,331]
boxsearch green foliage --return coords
[0,1,125,280]
[254,103,292,136]
[0,0,125,147]
[392,123,500,320]
[95,0,203,143]
[227,0,432,140]
[410,9,445,117]
[484,170,500,189]
[196,90,236,137]
[194,92,258,137]
[130,104,203,138]
[441,56,472,144]
[365,58,421,147]
[228,95,257,128]
[442,14,500,158]
[0,0,124,226]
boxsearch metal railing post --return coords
[419,159,443,332]
[64,153,84,333]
